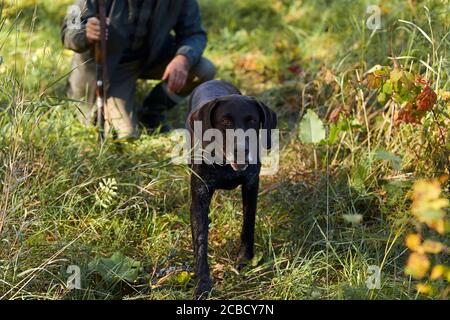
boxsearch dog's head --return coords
[187,95,277,171]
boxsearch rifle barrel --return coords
[95,0,107,142]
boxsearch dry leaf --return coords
[328,107,342,124]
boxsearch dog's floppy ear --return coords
[186,99,219,145]
[254,100,277,150]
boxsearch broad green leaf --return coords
[88,251,142,284]
[374,149,402,171]
[298,110,326,144]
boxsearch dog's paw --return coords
[236,250,253,271]
[193,279,212,300]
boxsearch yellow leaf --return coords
[405,234,422,251]
[422,240,444,254]
[416,283,431,294]
[438,90,450,102]
[405,253,430,279]
[367,74,382,90]
[438,174,449,184]
[430,265,446,280]
[411,179,448,234]
[412,180,441,203]
[390,68,403,82]
[431,219,446,235]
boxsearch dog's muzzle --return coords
[228,148,255,172]
[230,162,249,172]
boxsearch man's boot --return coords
[140,82,179,133]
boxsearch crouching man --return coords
[61,0,215,139]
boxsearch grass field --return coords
[0,0,449,299]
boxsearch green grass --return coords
[0,0,449,299]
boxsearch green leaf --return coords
[368,65,390,76]
[390,68,403,82]
[374,149,402,171]
[88,251,142,284]
[367,64,384,74]
[298,110,326,144]
[382,80,393,95]
[377,92,386,103]
[326,117,350,145]
[177,271,192,286]
[340,117,362,131]
[350,164,369,193]
[327,123,340,145]
[383,180,411,206]
[402,71,415,90]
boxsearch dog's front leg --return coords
[190,179,214,299]
[237,178,259,268]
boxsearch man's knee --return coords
[191,57,216,83]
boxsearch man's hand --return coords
[162,55,190,93]
[86,17,109,44]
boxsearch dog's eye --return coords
[247,118,257,125]
[221,118,233,127]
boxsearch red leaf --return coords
[288,64,302,74]
[394,103,421,125]
[416,86,437,112]
[328,107,342,124]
